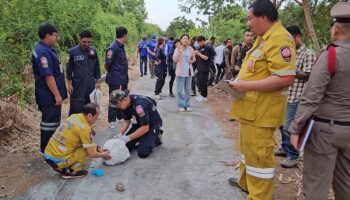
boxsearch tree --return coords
[166,16,196,37]
[293,0,320,52]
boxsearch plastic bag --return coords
[89,88,102,111]
[102,138,130,165]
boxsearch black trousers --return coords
[208,61,216,86]
[108,84,127,122]
[168,68,176,94]
[215,63,225,83]
[197,71,209,98]
[39,105,62,152]
[155,67,167,95]
[125,124,160,158]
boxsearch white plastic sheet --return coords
[89,88,103,111]
[102,138,130,165]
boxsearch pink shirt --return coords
[173,46,196,77]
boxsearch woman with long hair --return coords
[173,34,196,112]
[154,38,167,100]
[167,38,180,97]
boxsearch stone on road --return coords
[17,76,244,200]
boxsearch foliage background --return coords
[0,0,162,103]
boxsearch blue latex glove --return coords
[120,135,130,143]
[91,168,104,177]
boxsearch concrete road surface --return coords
[17,76,245,200]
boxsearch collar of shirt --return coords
[115,40,124,49]
[261,21,283,41]
[39,41,57,54]
[296,43,306,55]
[333,39,350,46]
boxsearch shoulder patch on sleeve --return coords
[106,49,113,59]
[280,46,292,62]
[136,105,145,117]
[40,57,48,68]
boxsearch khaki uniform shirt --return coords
[45,114,96,158]
[289,40,350,134]
[230,21,296,128]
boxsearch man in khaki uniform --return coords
[289,2,350,200]
[228,0,296,199]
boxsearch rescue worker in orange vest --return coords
[227,0,296,199]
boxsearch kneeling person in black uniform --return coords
[110,89,163,158]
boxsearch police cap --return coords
[151,34,156,39]
[331,2,350,24]
[142,36,147,41]
[110,89,130,105]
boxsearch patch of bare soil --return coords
[0,63,140,199]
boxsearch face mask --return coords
[194,42,200,49]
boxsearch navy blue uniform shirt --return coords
[66,45,101,98]
[105,40,129,85]
[147,39,157,60]
[31,41,67,106]
[123,95,163,127]
[138,41,148,57]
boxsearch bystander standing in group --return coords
[173,34,196,112]
[275,25,315,168]
[214,40,226,84]
[154,38,167,100]
[167,39,180,97]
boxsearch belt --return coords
[314,116,350,126]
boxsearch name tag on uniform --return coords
[251,50,262,58]
[74,55,85,61]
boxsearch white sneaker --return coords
[202,97,208,102]
[178,107,186,112]
[195,95,204,103]
[117,119,124,123]
[109,122,116,129]
[186,107,192,112]
[155,95,162,100]
[159,93,167,97]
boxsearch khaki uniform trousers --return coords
[56,147,88,171]
[303,121,350,200]
[238,123,275,200]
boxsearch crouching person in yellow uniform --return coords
[227,0,296,199]
[44,103,111,180]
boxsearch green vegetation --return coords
[0,0,162,103]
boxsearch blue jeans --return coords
[176,76,192,108]
[139,56,147,76]
[281,102,299,160]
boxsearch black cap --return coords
[109,89,130,105]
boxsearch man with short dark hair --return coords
[110,90,163,158]
[275,25,315,168]
[228,0,296,198]
[44,103,111,180]
[229,29,254,80]
[105,27,129,129]
[32,23,67,153]
[66,30,101,115]
[194,35,211,103]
